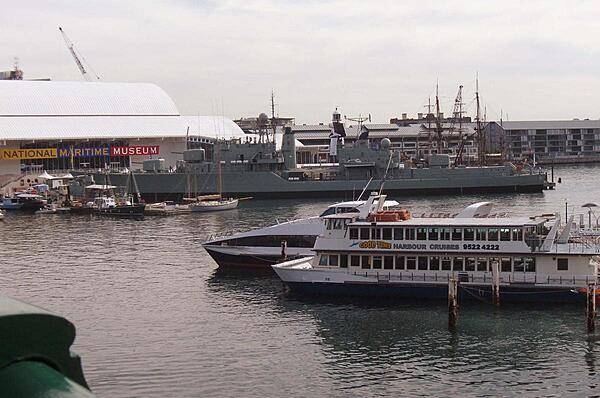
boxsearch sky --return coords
[2,0,600,123]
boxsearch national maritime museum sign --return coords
[0,145,160,160]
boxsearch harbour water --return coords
[1,164,599,397]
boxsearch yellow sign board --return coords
[359,240,392,249]
[0,148,57,160]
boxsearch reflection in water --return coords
[0,164,599,397]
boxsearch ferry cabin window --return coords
[452,228,462,240]
[557,258,569,271]
[464,228,475,241]
[524,257,536,272]
[405,228,416,240]
[349,228,359,240]
[488,258,500,272]
[453,257,464,271]
[340,255,348,268]
[333,219,344,230]
[512,228,523,241]
[476,228,487,241]
[384,256,394,269]
[465,257,476,271]
[501,257,512,272]
[440,228,451,240]
[418,256,428,270]
[329,254,339,267]
[326,220,332,230]
[394,228,404,240]
[513,258,525,272]
[372,256,383,269]
[441,257,452,271]
[406,257,416,270]
[395,256,405,270]
[428,228,439,240]
[361,255,371,269]
[319,255,328,266]
[488,228,499,241]
[351,255,361,267]
[383,228,392,240]
[429,256,440,271]
[416,228,427,240]
[500,228,511,241]
[360,228,370,239]
[477,258,487,272]
[373,228,382,240]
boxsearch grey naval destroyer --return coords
[97,113,553,202]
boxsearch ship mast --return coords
[434,83,443,155]
[475,74,486,165]
[451,85,465,166]
[270,90,276,144]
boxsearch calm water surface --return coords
[1,164,599,397]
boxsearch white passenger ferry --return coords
[202,198,399,269]
[272,193,600,303]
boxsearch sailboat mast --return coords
[270,90,276,144]
[434,82,443,154]
[216,140,223,198]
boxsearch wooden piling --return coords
[280,240,287,262]
[587,283,596,333]
[491,260,500,307]
[448,277,459,331]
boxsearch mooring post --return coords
[280,240,287,262]
[587,283,596,333]
[491,260,500,307]
[448,277,459,331]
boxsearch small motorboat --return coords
[0,193,46,212]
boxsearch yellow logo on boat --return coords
[359,240,392,249]
[0,148,57,160]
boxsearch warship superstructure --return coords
[98,111,552,201]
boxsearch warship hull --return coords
[96,170,551,202]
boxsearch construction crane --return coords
[58,27,100,81]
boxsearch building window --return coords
[394,228,404,240]
[349,228,358,240]
[557,258,569,271]
[360,228,370,239]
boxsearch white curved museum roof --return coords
[0,80,245,140]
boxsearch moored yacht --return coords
[202,196,399,269]
[272,194,600,303]
[0,193,46,212]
